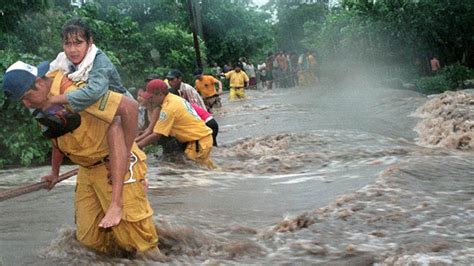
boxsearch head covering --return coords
[165,69,183,79]
[141,79,168,99]
[193,68,203,77]
[3,61,50,100]
[145,73,161,82]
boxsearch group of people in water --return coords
[2,17,220,260]
[1,15,321,260]
[212,50,320,94]
[216,50,319,91]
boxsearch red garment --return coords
[191,103,212,122]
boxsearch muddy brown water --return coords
[1,86,473,265]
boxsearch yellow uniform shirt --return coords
[153,93,212,143]
[195,75,219,98]
[224,70,249,88]
[47,70,146,167]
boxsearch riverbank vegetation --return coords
[1,0,472,167]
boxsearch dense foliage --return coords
[264,0,328,52]
[200,0,274,64]
[0,0,274,167]
[1,0,472,167]
[415,64,473,94]
[0,51,52,167]
[300,0,474,83]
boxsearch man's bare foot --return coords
[99,204,122,228]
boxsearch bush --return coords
[439,63,472,89]
[415,74,450,94]
[0,51,51,167]
[415,63,473,94]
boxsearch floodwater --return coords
[0,83,473,265]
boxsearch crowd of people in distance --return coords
[261,50,319,89]
[212,50,319,94]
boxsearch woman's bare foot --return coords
[99,204,122,228]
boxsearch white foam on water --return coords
[272,176,322,185]
[414,90,474,151]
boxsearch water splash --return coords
[414,90,474,151]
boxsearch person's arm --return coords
[244,73,250,88]
[136,106,160,143]
[47,53,113,112]
[138,103,175,149]
[223,71,231,79]
[194,81,201,96]
[41,141,64,190]
[185,85,206,110]
[215,78,223,95]
[137,132,162,149]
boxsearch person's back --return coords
[265,54,274,89]
[308,53,317,68]
[243,62,256,78]
[223,64,231,73]
[213,64,222,77]
[153,90,215,168]
[195,75,219,98]
[430,56,441,72]
[277,54,288,71]
[191,103,219,146]
[244,62,257,89]
[158,93,210,143]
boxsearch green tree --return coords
[303,0,474,83]
[0,0,49,32]
[200,0,274,64]
[0,0,275,168]
[266,0,328,52]
[0,51,51,167]
[151,23,207,77]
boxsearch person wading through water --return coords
[3,61,165,260]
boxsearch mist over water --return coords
[0,83,473,265]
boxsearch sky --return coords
[253,0,269,6]
[252,0,340,7]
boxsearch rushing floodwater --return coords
[0,84,473,265]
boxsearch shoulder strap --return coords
[60,77,74,95]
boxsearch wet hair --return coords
[61,18,93,43]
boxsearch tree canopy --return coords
[0,0,472,167]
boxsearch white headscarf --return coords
[49,44,99,82]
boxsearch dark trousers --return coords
[205,118,219,146]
